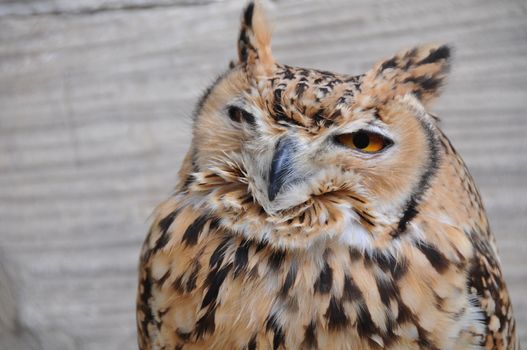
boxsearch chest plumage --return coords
[136,2,518,349]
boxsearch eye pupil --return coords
[334,130,392,154]
[228,107,242,122]
[352,132,370,149]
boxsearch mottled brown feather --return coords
[137,2,518,349]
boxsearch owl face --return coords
[188,3,450,247]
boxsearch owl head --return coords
[182,2,451,250]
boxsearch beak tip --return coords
[268,137,295,202]
[268,186,278,202]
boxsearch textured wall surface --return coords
[0,0,526,349]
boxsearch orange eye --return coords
[335,131,392,153]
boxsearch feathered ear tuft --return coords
[363,44,452,106]
[237,1,274,76]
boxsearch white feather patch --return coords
[339,210,375,254]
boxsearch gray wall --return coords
[0,0,525,349]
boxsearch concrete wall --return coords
[0,0,525,348]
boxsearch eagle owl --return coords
[137,2,519,349]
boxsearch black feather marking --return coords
[329,109,341,120]
[380,56,397,71]
[155,270,170,287]
[209,217,220,230]
[298,68,310,77]
[324,296,349,330]
[201,263,233,309]
[394,204,419,236]
[209,236,231,268]
[268,249,286,270]
[153,209,180,252]
[295,82,308,97]
[298,212,305,224]
[273,328,285,350]
[349,247,362,262]
[314,69,336,77]
[376,276,398,307]
[466,228,512,343]
[172,275,184,293]
[420,77,442,91]
[282,66,295,80]
[354,209,375,226]
[138,268,154,339]
[414,240,450,273]
[348,195,365,203]
[247,335,257,350]
[303,320,318,348]
[403,76,442,97]
[313,111,334,128]
[265,313,279,331]
[417,45,450,65]
[393,111,441,237]
[194,306,216,339]
[373,250,396,273]
[391,256,408,280]
[241,194,254,205]
[158,209,179,234]
[281,263,297,295]
[234,239,250,277]
[186,262,200,293]
[152,232,170,253]
[181,215,208,246]
[255,240,267,253]
[369,250,405,279]
[272,89,288,122]
[363,250,373,267]
[356,301,377,337]
[396,301,416,324]
[342,275,363,301]
[314,261,333,294]
[239,33,249,62]
[272,89,302,127]
[181,173,194,191]
[417,326,440,350]
[266,314,285,350]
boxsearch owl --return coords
[136,2,519,350]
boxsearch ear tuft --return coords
[364,44,452,106]
[237,1,274,75]
[243,2,255,27]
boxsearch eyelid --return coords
[226,105,256,126]
[365,126,392,140]
[336,124,394,143]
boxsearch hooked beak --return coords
[268,137,297,201]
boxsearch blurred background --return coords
[0,0,526,349]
